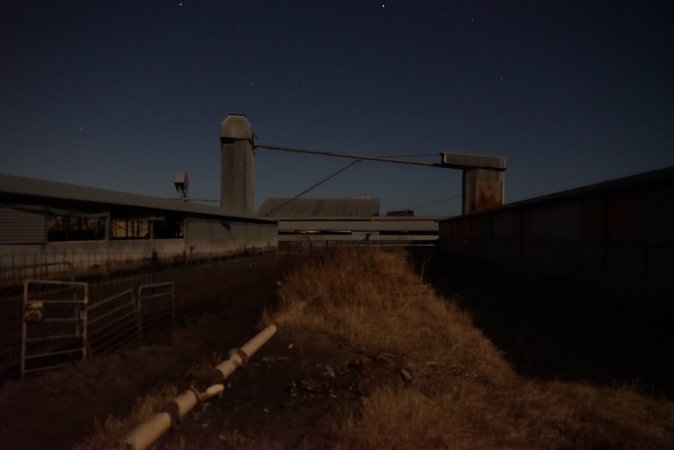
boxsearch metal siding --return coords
[474,216,491,240]
[580,197,603,241]
[644,185,674,245]
[0,207,46,244]
[492,213,510,239]
[607,191,643,244]
[522,210,534,239]
[509,211,522,241]
[532,201,581,241]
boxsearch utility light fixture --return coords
[174,171,189,199]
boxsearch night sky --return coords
[1,1,673,216]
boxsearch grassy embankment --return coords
[72,248,674,449]
[269,248,674,449]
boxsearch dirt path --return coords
[153,329,406,450]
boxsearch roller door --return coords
[0,207,46,244]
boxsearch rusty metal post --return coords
[462,168,505,214]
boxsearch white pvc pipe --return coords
[121,324,277,450]
[212,322,279,380]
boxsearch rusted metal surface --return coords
[462,168,505,214]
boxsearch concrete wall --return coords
[438,173,674,302]
[185,219,277,257]
[0,218,277,280]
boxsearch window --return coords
[110,215,184,239]
[47,214,106,241]
[111,218,150,239]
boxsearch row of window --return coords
[47,214,184,241]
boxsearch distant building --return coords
[258,196,439,247]
[386,210,414,217]
[258,197,380,218]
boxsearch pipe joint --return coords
[161,402,180,429]
[196,369,225,391]
[232,347,250,365]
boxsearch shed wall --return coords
[1,216,277,280]
[0,207,46,244]
[438,174,674,302]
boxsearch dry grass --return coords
[268,248,674,449]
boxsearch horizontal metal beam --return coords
[255,143,440,168]
[441,152,506,171]
[255,144,506,171]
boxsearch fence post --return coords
[137,287,143,340]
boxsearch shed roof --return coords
[0,174,274,223]
[258,197,380,218]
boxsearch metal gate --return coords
[137,282,175,338]
[21,280,88,378]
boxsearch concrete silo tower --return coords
[220,114,255,214]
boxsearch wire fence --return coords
[0,250,282,382]
[87,288,139,358]
[137,282,175,339]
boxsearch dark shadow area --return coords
[414,249,674,399]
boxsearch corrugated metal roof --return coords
[258,197,380,218]
[0,174,274,223]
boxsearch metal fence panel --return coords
[21,280,88,377]
[137,282,175,338]
[88,288,139,357]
